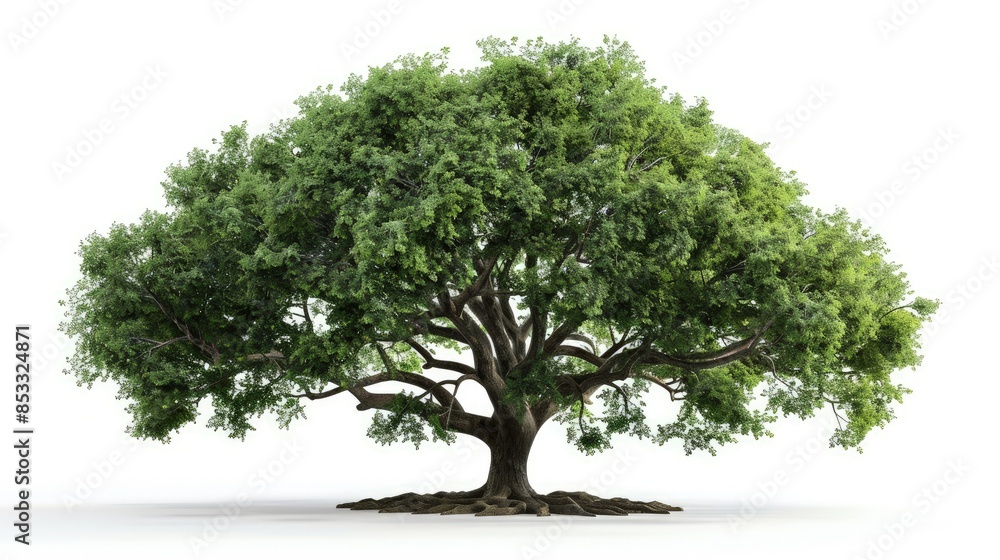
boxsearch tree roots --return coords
[337,489,682,517]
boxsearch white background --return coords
[2,0,998,558]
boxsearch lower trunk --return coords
[483,418,537,498]
[337,412,682,515]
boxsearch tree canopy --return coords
[62,36,936,473]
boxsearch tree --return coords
[61,37,937,517]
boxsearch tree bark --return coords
[483,414,538,498]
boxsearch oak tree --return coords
[61,37,937,516]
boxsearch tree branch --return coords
[642,320,774,370]
[451,255,498,311]
[442,307,506,406]
[291,370,466,413]
[553,345,604,367]
[638,373,685,401]
[467,296,518,375]
[344,380,491,440]
[524,304,546,359]
[131,336,187,355]
[706,259,746,285]
[578,341,652,397]
[600,329,633,359]
[143,288,221,364]
[405,338,476,376]
[542,322,577,356]
[301,297,313,331]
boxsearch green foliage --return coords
[558,401,610,456]
[600,382,651,439]
[60,36,934,456]
[366,393,457,449]
[653,403,774,456]
[556,381,652,455]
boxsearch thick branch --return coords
[244,350,286,365]
[467,297,518,375]
[600,331,633,359]
[542,322,577,356]
[451,256,498,311]
[643,320,773,370]
[411,319,469,345]
[553,345,604,367]
[578,341,651,397]
[497,297,525,359]
[443,307,506,405]
[524,304,546,359]
[301,298,313,331]
[518,313,533,346]
[291,370,466,413]
[494,258,525,360]
[405,338,476,377]
[346,382,491,440]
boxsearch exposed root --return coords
[337,490,682,517]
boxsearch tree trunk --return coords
[337,408,682,515]
[483,415,538,498]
